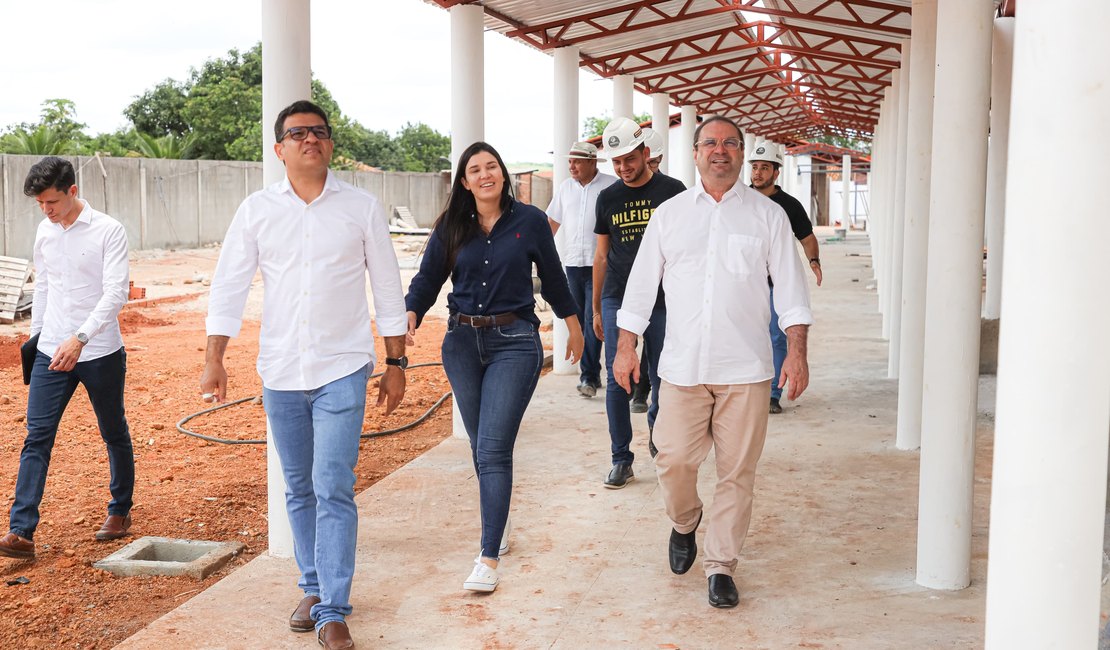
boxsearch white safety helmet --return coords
[748,142,783,166]
[601,117,646,159]
[642,127,665,159]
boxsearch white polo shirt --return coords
[546,171,617,267]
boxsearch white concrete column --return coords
[886,40,911,378]
[261,0,311,558]
[841,154,852,227]
[742,132,756,185]
[675,105,697,187]
[895,0,939,450]
[612,75,634,120]
[878,85,896,335]
[261,0,311,187]
[982,18,1014,320]
[984,2,1110,644]
[651,92,671,174]
[551,46,579,376]
[450,4,484,167]
[915,0,994,590]
[869,100,887,312]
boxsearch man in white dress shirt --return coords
[201,100,408,650]
[547,141,617,398]
[0,157,134,560]
[612,116,814,609]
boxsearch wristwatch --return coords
[75,332,89,345]
[809,258,821,266]
[385,355,408,370]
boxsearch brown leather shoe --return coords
[317,621,354,649]
[0,532,34,559]
[290,595,320,632]
[95,514,131,541]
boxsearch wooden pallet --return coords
[0,256,32,324]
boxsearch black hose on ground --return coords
[174,362,450,445]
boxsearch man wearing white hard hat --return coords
[749,142,822,414]
[592,117,686,489]
[547,142,617,399]
[629,127,682,414]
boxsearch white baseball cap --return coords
[601,117,646,159]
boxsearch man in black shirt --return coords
[749,143,822,414]
[593,117,687,488]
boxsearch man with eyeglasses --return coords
[201,100,408,650]
[749,143,822,414]
[612,116,813,609]
[592,117,686,489]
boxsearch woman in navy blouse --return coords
[406,142,584,593]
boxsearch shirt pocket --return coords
[724,234,764,276]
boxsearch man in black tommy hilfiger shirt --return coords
[592,117,686,489]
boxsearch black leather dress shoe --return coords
[603,463,634,489]
[648,426,658,459]
[708,574,739,608]
[668,512,702,574]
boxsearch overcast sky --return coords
[1,0,661,163]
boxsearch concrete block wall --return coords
[0,154,449,258]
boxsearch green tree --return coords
[0,126,71,155]
[124,80,190,137]
[581,111,652,139]
[135,131,196,159]
[38,99,88,143]
[397,122,450,172]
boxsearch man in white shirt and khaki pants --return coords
[612,116,814,609]
[201,100,408,650]
[0,157,134,560]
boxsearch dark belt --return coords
[455,312,518,328]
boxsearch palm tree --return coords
[134,131,195,159]
[0,126,71,155]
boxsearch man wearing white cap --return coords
[592,117,686,488]
[548,142,617,398]
[629,126,681,414]
[749,143,822,414]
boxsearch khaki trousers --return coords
[654,379,772,577]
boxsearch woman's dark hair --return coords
[24,156,76,197]
[434,141,515,270]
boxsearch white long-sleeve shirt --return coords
[32,199,129,361]
[546,172,617,266]
[206,172,408,391]
[617,179,814,386]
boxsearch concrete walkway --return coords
[117,231,992,649]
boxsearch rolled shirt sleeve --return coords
[766,205,814,331]
[364,198,409,337]
[206,202,259,338]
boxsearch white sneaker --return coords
[499,517,511,556]
[464,559,500,592]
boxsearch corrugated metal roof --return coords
[423,0,914,143]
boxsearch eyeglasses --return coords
[695,137,742,150]
[279,125,332,142]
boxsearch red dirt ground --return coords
[0,305,451,647]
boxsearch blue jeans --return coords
[564,266,601,385]
[769,287,787,401]
[442,316,543,560]
[10,348,133,540]
[602,297,665,465]
[263,365,369,630]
